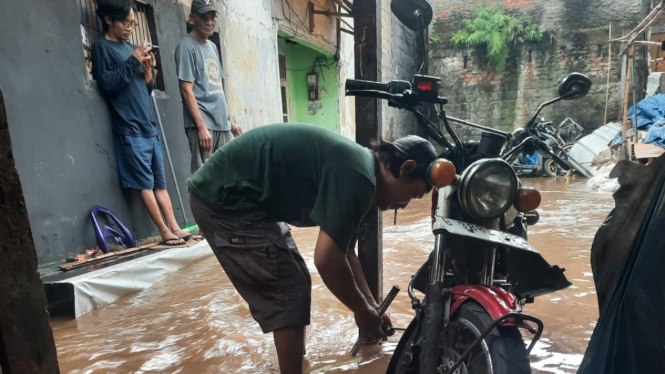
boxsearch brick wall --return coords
[428,0,651,138]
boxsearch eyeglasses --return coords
[119,19,139,29]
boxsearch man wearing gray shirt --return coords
[175,0,242,174]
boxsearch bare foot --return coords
[159,229,186,246]
[171,228,202,241]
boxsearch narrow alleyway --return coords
[51,177,614,374]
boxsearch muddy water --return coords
[52,177,615,374]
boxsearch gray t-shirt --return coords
[175,35,230,131]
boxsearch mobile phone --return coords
[151,45,159,54]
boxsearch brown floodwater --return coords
[51,177,615,374]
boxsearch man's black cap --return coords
[191,0,218,15]
[392,135,438,184]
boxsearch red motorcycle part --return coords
[449,285,534,331]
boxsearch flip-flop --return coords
[159,237,186,246]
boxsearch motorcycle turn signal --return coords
[428,159,456,188]
[514,187,542,212]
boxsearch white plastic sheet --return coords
[55,241,213,318]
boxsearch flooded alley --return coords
[51,177,615,374]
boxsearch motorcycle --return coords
[344,2,592,373]
[509,121,562,177]
[509,118,585,178]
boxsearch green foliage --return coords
[451,8,542,72]
[429,34,442,44]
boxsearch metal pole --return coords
[151,92,186,226]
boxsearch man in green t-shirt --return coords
[188,123,437,374]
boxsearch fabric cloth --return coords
[91,38,157,137]
[187,123,376,253]
[579,172,665,374]
[185,128,233,174]
[175,35,230,131]
[190,193,311,333]
[113,134,166,190]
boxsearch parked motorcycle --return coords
[509,118,585,178]
[509,121,562,177]
[344,2,593,373]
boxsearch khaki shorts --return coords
[185,128,234,174]
[189,192,312,333]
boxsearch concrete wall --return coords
[205,0,356,137]
[428,0,651,138]
[378,0,424,140]
[278,37,341,132]
[0,0,194,266]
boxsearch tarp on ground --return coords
[578,159,665,373]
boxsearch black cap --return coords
[391,135,438,184]
[191,0,218,15]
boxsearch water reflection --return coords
[52,177,614,373]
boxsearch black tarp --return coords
[577,171,665,373]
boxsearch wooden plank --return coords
[332,0,353,14]
[58,242,159,271]
[604,23,612,125]
[622,45,635,143]
[0,89,60,373]
[634,142,665,159]
[354,0,382,303]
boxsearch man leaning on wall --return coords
[92,0,200,247]
[175,0,242,174]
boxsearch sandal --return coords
[159,237,186,246]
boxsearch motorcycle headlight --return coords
[458,159,518,220]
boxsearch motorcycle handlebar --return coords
[345,89,401,101]
[345,79,391,92]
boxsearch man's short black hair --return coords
[370,139,412,179]
[97,0,136,33]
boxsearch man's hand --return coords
[231,121,242,137]
[354,305,388,343]
[141,52,154,70]
[132,41,151,63]
[198,127,213,153]
[142,52,154,84]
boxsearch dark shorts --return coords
[113,134,166,190]
[189,192,312,333]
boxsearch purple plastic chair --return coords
[90,205,135,253]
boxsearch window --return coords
[279,53,290,122]
[78,0,166,91]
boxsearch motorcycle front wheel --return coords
[543,158,559,177]
[386,301,531,374]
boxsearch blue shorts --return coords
[113,134,166,190]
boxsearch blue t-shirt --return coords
[91,38,157,137]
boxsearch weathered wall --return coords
[278,38,341,132]
[203,0,356,137]
[429,0,651,138]
[0,0,194,266]
[378,0,423,140]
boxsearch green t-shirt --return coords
[187,123,376,253]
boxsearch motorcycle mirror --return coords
[390,0,433,31]
[557,73,592,100]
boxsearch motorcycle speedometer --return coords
[458,159,518,220]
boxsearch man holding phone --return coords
[92,0,198,246]
[175,0,241,174]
